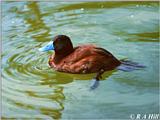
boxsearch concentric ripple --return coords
[2,1,159,119]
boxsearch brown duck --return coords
[39,35,145,89]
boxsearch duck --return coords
[38,35,125,89]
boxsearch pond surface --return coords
[2,1,159,119]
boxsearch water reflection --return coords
[2,1,159,119]
[20,2,51,42]
[2,1,65,119]
[114,31,159,42]
[40,70,117,86]
[25,86,65,119]
[55,1,157,11]
[127,31,159,42]
[3,85,65,119]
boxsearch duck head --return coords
[39,35,74,55]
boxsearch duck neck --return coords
[54,48,74,64]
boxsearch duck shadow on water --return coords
[40,69,117,88]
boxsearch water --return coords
[2,1,159,119]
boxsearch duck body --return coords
[48,44,121,74]
[39,35,121,89]
[39,35,145,89]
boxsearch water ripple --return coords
[2,1,159,119]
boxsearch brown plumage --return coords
[48,35,121,74]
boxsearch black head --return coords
[53,35,74,55]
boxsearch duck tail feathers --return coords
[117,59,146,72]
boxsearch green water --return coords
[1,1,159,119]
